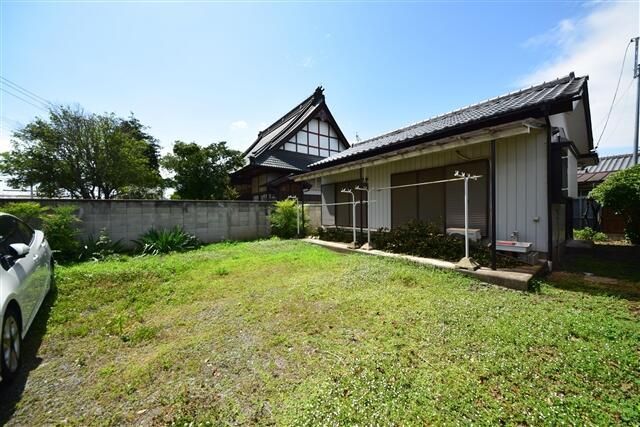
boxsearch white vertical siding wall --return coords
[495,131,548,253]
[319,130,549,253]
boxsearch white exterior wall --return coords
[320,129,550,253]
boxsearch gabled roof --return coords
[242,86,349,160]
[310,73,589,170]
[577,152,637,183]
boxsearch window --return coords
[332,180,368,228]
[390,160,488,235]
[281,119,345,157]
[16,220,34,245]
[0,216,33,255]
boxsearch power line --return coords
[0,76,52,107]
[595,40,633,149]
[0,87,50,112]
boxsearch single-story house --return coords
[295,73,597,268]
[575,152,637,234]
[231,87,350,201]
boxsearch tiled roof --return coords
[310,73,588,169]
[253,150,324,172]
[577,152,637,183]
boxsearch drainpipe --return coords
[545,115,554,270]
[490,139,497,270]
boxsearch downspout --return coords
[545,115,553,270]
[490,139,497,271]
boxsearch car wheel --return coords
[1,307,22,382]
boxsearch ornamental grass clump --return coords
[135,226,201,255]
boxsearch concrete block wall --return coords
[0,199,273,247]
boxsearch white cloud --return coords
[519,1,639,155]
[523,18,577,49]
[301,56,315,68]
[230,120,248,130]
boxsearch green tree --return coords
[0,106,162,199]
[161,141,243,200]
[589,164,640,244]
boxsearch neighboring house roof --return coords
[252,150,324,172]
[242,86,349,162]
[577,152,637,183]
[310,73,589,170]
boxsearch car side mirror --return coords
[9,243,30,259]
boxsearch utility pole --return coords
[633,36,639,165]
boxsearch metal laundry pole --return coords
[453,170,480,270]
[355,183,371,250]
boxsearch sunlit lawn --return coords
[2,240,638,425]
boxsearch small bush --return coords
[79,228,124,261]
[0,201,46,228]
[318,227,367,244]
[270,199,308,239]
[573,227,607,242]
[135,226,201,255]
[372,221,521,268]
[42,205,82,263]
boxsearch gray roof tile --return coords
[253,150,324,172]
[577,152,637,183]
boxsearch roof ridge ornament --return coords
[314,86,325,101]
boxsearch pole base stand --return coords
[360,242,373,251]
[456,257,480,271]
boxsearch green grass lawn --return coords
[1,240,638,425]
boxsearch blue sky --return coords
[1,1,638,157]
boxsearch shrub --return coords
[270,199,308,239]
[135,226,200,255]
[589,165,640,244]
[1,201,82,263]
[573,227,607,242]
[0,201,46,228]
[79,228,124,261]
[42,206,82,263]
[317,227,366,244]
[372,221,521,268]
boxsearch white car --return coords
[0,213,53,383]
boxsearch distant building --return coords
[0,175,34,198]
[231,87,350,201]
[575,152,637,235]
